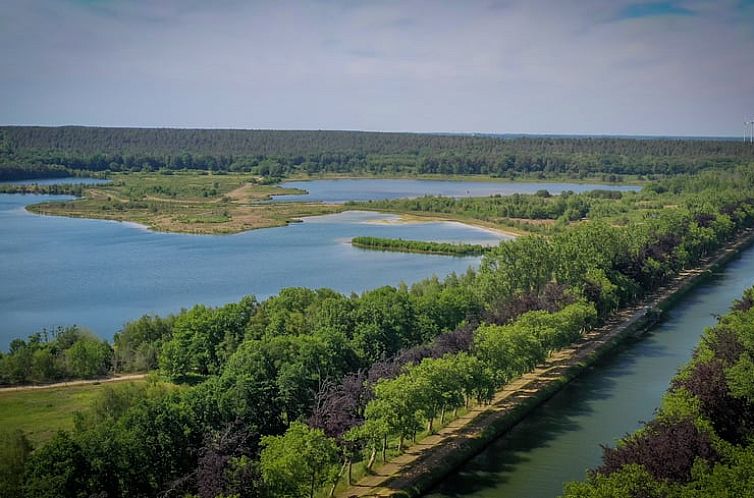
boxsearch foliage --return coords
[0,327,112,385]
[563,286,754,497]
[0,429,32,498]
[2,127,752,179]
[8,167,754,497]
[259,421,338,498]
[351,236,491,256]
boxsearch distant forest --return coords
[1,126,752,181]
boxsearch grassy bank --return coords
[0,380,147,445]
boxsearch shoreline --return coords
[355,208,525,238]
[338,227,754,498]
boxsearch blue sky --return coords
[1,0,752,136]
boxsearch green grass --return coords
[0,381,146,445]
[25,171,342,234]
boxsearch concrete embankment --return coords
[340,228,754,498]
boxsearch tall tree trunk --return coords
[367,448,377,471]
[427,416,434,434]
[440,406,446,425]
[329,460,347,497]
[347,458,353,486]
[381,435,387,463]
[453,406,459,418]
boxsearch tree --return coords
[64,336,112,379]
[23,432,92,498]
[260,422,338,498]
[0,430,32,498]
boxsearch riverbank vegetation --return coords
[2,127,753,181]
[351,236,492,256]
[562,287,754,497]
[23,171,342,234]
[2,167,754,496]
[0,326,112,385]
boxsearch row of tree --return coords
[350,189,621,222]
[562,287,754,497]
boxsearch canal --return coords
[427,242,754,498]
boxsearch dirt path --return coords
[0,373,148,393]
[339,230,754,498]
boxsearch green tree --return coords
[0,430,32,498]
[260,422,338,498]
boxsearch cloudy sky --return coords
[1,0,753,136]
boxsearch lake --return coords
[0,196,505,348]
[0,178,634,349]
[275,178,639,203]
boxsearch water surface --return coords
[427,244,754,498]
[275,179,638,203]
[0,194,506,348]
[1,177,109,186]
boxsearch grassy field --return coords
[26,172,343,234]
[0,380,146,445]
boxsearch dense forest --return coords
[2,167,754,497]
[562,287,754,497]
[1,126,752,181]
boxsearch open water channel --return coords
[427,242,754,497]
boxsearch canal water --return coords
[427,243,754,498]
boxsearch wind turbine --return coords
[746,120,754,143]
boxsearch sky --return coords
[1,0,753,136]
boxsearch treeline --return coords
[351,236,491,256]
[0,183,85,196]
[0,164,75,182]
[350,188,622,223]
[0,327,112,385]
[1,126,753,180]
[562,287,754,497]
[3,169,754,497]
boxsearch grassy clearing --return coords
[26,172,343,234]
[0,380,146,445]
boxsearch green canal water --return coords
[427,243,754,498]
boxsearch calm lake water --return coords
[0,178,634,349]
[427,243,754,498]
[275,179,639,203]
[0,196,505,348]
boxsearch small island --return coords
[351,236,494,256]
[23,172,343,234]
